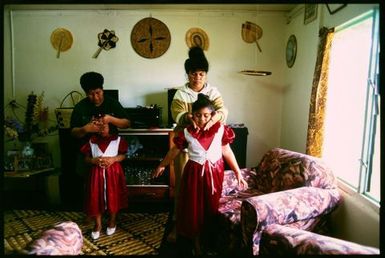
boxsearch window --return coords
[322,9,380,203]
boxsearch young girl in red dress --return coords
[80,121,128,240]
[153,93,248,255]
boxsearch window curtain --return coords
[305,27,334,157]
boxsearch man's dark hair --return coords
[80,72,104,92]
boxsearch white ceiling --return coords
[6,4,299,13]
[196,4,299,12]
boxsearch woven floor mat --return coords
[3,209,170,255]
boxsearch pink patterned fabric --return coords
[26,221,83,255]
[217,148,342,256]
[261,224,379,254]
[217,168,263,254]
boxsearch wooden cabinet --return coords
[225,126,248,170]
[58,128,84,211]
[118,128,175,203]
[3,168,59,209]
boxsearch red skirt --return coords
[176,158,224,238]
[85,163,128,217]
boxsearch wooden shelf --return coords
[119,129,175,202]
[4,167,55,178]
[119,128,172,136]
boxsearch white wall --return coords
[330,183,380,248]
[280,5,319,152]
[3,5,287,168]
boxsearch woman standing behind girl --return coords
[153,94,248,255]
[168,46,228,243]
[80,120,128,240]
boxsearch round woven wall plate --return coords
[50,28,73,52]
[185,27,209,51]
[131,17,171,59]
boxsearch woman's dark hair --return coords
[192,93,215,113]
[184,46,209,74]
[80,72,104,92]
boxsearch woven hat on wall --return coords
[185,27,209,51]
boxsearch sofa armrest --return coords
[261,224,379,254]
[241,186,341,255]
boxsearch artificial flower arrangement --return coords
[4,91,57,142]
[4,91,58,171]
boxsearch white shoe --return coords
[91,231,100,240]
[106,226,116,236]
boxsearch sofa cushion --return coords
[252,148,337,193]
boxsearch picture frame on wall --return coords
[304,4,318,25]
[326,4,347,15]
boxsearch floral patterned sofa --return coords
[260,224,379,255]
[217,148,342,256]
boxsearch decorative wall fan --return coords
[241,21,262,52]
[92,29,119,58]
[50,28,73,58]
[240,21,272,76]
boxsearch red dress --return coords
[80,135,128,217]
[175,122,235,238]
